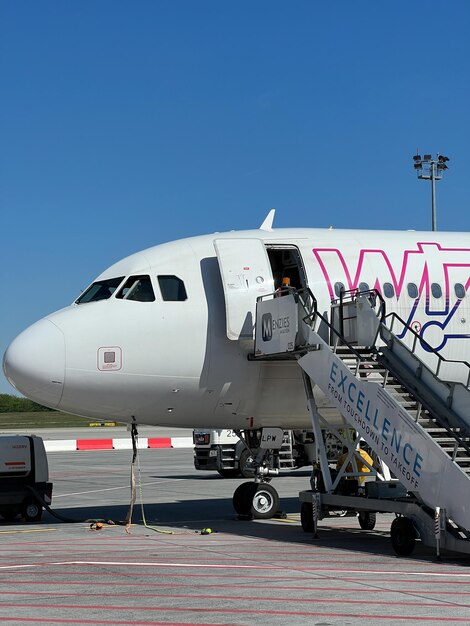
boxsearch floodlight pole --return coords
[412,153,449,232]
[430,160,437,232]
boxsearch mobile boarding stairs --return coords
[252,287,470,556]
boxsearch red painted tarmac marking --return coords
[0,590,465,607]
[147,438,172,448]
[76,439,113,450]
[0,603,468,621]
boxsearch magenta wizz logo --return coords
[312,241,470,351]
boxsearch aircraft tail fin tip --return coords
[259,209,275,231]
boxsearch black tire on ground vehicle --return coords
[21,499,42,523]
[390,517,416,556]
[218,469,241,478]
[249,483,280,519]
[300,502,314,532]
[358,511,377,530]
[239,449,256,478]
[233,482,254,515]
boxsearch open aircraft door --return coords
[214,239,274,340]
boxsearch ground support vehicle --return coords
[193,428,319,478]
[248,287,470,555]
[299,483,470,557]
[0,435,53,522]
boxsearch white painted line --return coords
[2,560,470,579]
[52,478,185,498]
[37,561,282,570]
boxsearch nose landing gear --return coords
[231,428,284,519]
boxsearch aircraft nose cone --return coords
[3,319,65,408]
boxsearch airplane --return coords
[3,210,470,518]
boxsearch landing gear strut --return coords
[231,428,283,519]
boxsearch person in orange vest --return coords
[276,276,295,296]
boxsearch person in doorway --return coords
[276,276,296,297]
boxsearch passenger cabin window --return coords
[334,282,345,298]
[76,277,124,304]
[431,283,442,299]
[116,275,155,302]
[455,283,466,299]
[358,282,370,293]
[383,282,395,298]
[407,283,418,298]
[158,275,187,301]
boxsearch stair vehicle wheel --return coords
[233,482,255,515]
[358,511,376,530]
[21,499,42,523]
[218,469,240,478]
[390,517,416,556]
[249,483,280,519]
[239,449,255,478]
[300,502,314,532]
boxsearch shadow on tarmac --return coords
[21,495,470,566]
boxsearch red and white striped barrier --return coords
[44,436,193,452]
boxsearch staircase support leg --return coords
[311,492,320,539]
[301,370,333,493]
[434,507,447,560]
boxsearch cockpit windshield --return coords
[116,275,155,302]
[75,277,125,304]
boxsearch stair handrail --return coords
[381,311,470,389]
[297,287,383,363]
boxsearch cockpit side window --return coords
[116,275,155,302]
[76,277,125,304]
[158,275,187,301]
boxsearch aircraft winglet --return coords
[259,209,275,231]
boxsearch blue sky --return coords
[1,1,469,395]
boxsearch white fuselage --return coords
[4,227,470,430]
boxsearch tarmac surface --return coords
[0,435,470,625]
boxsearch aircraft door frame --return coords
[264,244,308,291]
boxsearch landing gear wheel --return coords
[21,499,42,523]
[300,502,314,532]
[233,482,280,519]
[250,483,280,519]
[218,469,240,478]
[358,511,376,530]
[390,517,416,556]
[233,482,254,515]
[239,449,255,478]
